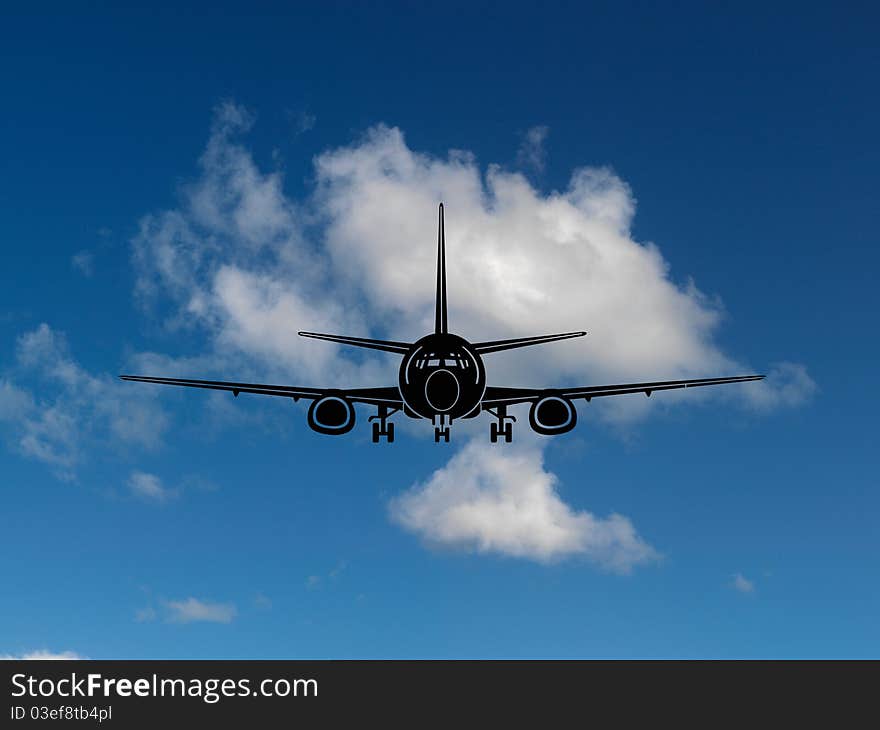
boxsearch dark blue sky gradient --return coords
[0,1,877,657]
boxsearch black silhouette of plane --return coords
[122,204,764,443]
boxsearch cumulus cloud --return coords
[390,439,659,570]
[0,324,168,479]
[134,104,811,416]
[129,103,814,564]
[163,598,237,624]
[731,573,755,593]
[0,649,85,660]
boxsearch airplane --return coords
[121,204,764,443]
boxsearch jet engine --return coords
[307,395,355,435]
[528,394,577,435]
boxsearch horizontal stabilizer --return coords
[473,331,586,354]
[298,331,411,354]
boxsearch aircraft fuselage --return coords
[398,333,486,421]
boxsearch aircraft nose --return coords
[425,369,459,412]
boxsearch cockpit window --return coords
[416,351,469,369]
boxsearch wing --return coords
[119,375,403,407]
[482,374,765,407]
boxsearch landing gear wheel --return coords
[490,421,512,443]
[372,420,395,443]
[434,426,450,443]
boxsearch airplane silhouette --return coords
[122,204,764,443]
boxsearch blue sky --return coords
[1,1,877,658]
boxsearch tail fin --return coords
[435,202,448,334]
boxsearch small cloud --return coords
[390,439,659,571]
[128,471,174,502]
[135,606,157,623]
[0,649,85,660]
[164,597,236,624]
[71,250,94,277]
[516,125,549,173]
[305,575,321,590]
[2,323,168,479]
[730,573,755,594]
[254,593,272,610]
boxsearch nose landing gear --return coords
[369,405,398,443]
[433,415,451,443]
[487,405,515,443]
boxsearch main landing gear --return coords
[433,415,451,443]
[487,405,514,443]
[369,405,398,443]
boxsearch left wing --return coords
[482,374,764,407]
[119,375,403,407]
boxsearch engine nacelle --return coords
[529,394,577,435]
[307,395,355,435]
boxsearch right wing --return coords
[482,374,764,407]
[119,375,403,407]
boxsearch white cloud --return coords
[134,105,811,417]
[164,597,237,624]
[128,471,174,502]
[390,439,659,570]
[0,649,85,660]
[517,125,549,173]
[731,573,755,593]
[0,324,168,478]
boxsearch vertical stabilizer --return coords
[435,203,448,334]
